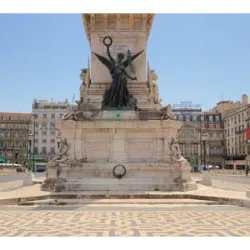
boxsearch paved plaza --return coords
[0,204,250,237]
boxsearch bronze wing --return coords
[123,50,144,69]
[92,52,113,72]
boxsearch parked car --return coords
[35,166,48,172]
[16,167,25,172]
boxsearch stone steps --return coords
[18,198,221,206]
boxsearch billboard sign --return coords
[173,101,201,109]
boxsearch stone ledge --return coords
[0,192,244,207]
[0,195,50,205]
[47,193,244,207]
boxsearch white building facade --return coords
[31,99,68,157]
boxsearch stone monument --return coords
[41,14,198,192]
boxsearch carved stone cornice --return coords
[82,13,155,43]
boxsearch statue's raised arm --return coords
[104,36,115,64]
[92,36,115,72]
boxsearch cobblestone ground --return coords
[0,205,250,237]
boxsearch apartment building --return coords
[31,99,68,156]
[224,99,249,169]
[202,111,224,167]
[0,112,31,164]
[172,103,202,166]
[212,94,248,119]
[173,101,224,167]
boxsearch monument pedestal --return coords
[41,115,198,192]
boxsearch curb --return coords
[33,180,43,184]
[49,193,244,207]
[0,193,244,207]
[0,195,50,205]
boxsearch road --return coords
[0,204,249,236]
[0,173,45,183]
[191,172,250,192]
[210,174,250,185]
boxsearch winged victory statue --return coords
[93,36,144,108]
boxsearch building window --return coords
[51,139,55,143]
[50,123,56,129]
[42,114,47,119]
[42,131,47,136]
[51,114,55,119]
[59,114,64,119]
[51,147,55,154]
[42,139,47,143]
[34,147,38,154]
[17,116,20,120]
[1,116,4,120]
[50,131,55,136]
[8,116,12,121]
[41,123,47,128]
[42,147,47,154]
[23,116,27,121]
[34,139,38,143]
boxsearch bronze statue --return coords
[93,36,143,108]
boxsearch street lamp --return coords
[199,114,203,166]
[28,131,33,171]
[31,114,37,172]
[202,133,208,170]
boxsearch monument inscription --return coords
[103,44,133,54]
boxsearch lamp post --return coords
[202,133,208,171]
[23,131,34,186]
[28,131,33,171]
[199,114,203,166]
[31,114,36,172]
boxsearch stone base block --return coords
[41,178,66,192]
[42,176,198,192]
[244,188,250,208]
[200,172,212,186]
[23,173,34,186]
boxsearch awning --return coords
[35,162,48,166]
[0,158,6,163]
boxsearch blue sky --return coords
[0,14,250,112]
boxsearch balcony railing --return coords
[225,155,246,161]
[235,130,245,135]
[208,153,225,157]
